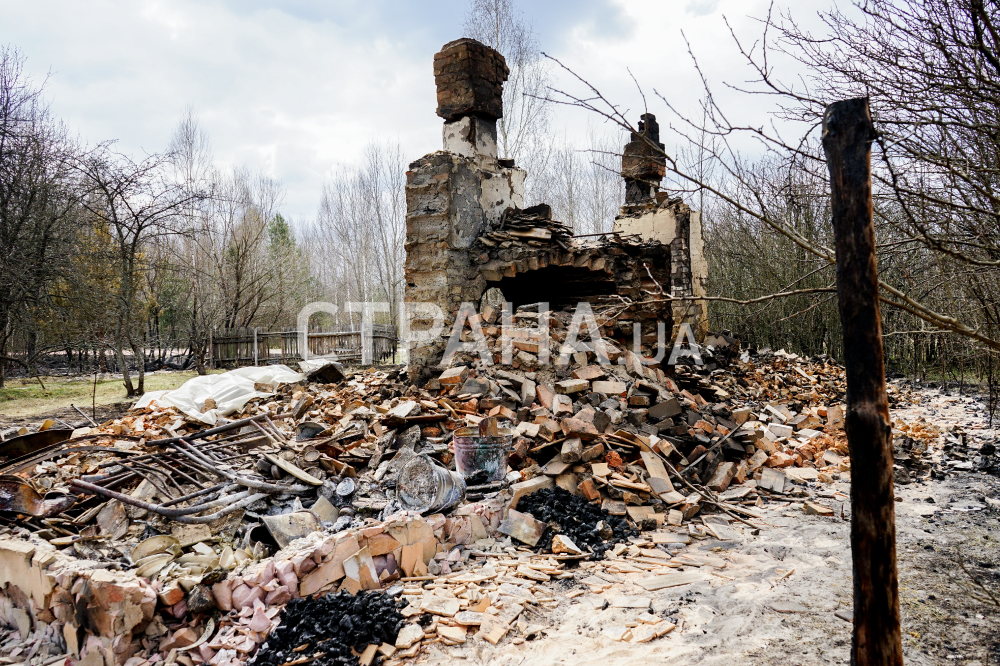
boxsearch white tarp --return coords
[135,365,305,425]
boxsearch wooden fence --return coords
[210,325,398,368]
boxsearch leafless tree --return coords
[538,0,1000,376]
[205,166,285,331]
[0,63,315,384]
[306,140,406,331]
[529,128,623,235]
[167,109,216,373]
[464,0,551,168]
[76,149,194,396]
[0,46,79,387]
[760,0,1000,352]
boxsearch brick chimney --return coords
[621,113,666,204]
[434,38,509,163]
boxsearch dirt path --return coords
[418,385,1000,666]
[411,474,997,666]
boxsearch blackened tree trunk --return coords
[822,97,903,666]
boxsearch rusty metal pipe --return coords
[79,470,135,485]
[173,439,311,494]
[145,412,292,446]
[168,489,258,513]
[156,453,213,489]
[160,482,231,507]
[128,461,180,499]
[96,452,212,490]
[167,441,227,475]
[70,479,266,521]
[0,445,140,475]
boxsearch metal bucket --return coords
[453,426,514,483]
[397,454,466,513]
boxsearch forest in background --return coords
[1,0,998,415]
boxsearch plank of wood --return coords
[702,521,742,541]
[635,572,707,591]
[262,453,323,485]
[651,532,691,545]
[628,557,682,567]
[608,478,651,492]
[640,451,674,492]
[508,228,552,240]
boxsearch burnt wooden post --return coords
[822,97,903,666]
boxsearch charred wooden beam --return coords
[822,97,903,666]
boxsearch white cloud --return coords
[0,0,829,221]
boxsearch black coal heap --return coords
[252,590,405,666]
[517,487,636,559]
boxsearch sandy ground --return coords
[418,385,1000,666]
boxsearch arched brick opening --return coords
[485,265,618,311]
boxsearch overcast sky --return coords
[0,0,832,222]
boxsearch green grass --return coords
[0,369,222,419]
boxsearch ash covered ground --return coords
[414,385,1000,666]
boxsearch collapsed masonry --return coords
[404,40,707,382]
[0,38,723,666]
[613,115,708,336]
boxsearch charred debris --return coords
[0,323,898,665]
[0,35,987,666]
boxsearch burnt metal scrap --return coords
[0,413,313,522]
[0,475,77,517]
[0,428,72,461]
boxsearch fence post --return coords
[362,316,372,365]
[253,327,259,367]
[822,97,903,666]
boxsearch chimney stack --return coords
[621,113,666,204]
[433,38,509,162]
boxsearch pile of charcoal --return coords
[517,487,636,559]
[251,590,406,666]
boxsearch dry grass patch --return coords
[0,370,221,420]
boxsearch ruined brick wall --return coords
[404,153,525,381]
[0,536,156,666]
[472,241,672,353]
[621,114,666,205]
[688,207,708,334]
[614,198,708,338]
[406,177,674,378]
[433,38,508,122]
[666,203,708,337]
[404,42,677,380]
[405,39,526,382]
[611,112,709,339]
